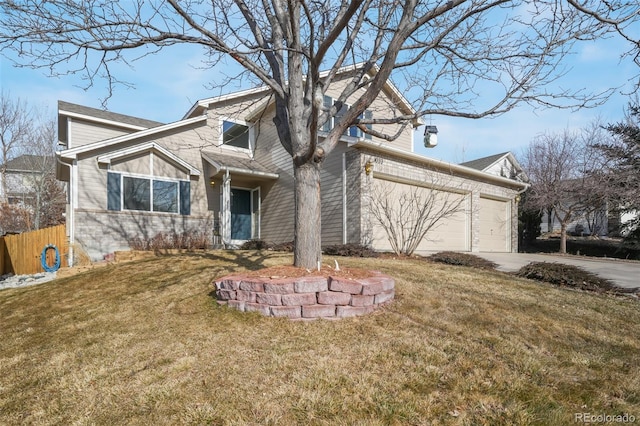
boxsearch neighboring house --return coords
[56,66,528,262]
[460,152,528,183]
[0,155,54,205]
[539,199,635,237]
[461,154,637,237]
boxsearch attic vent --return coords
[424,125,438,148]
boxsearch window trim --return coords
[107,171,190,215]
[219,117,253,154]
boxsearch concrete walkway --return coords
[474,252,640,290]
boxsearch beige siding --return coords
[111,152,151,175]
[253,122,295,244]
[75,122,210,215]
[69,119,132,147]
[323,74,414,153]
[320,144,349,246]
[77,154,108,210]
[153,153,189,180]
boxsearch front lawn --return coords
[1,251,638,424]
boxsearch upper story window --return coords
[322,96,372,140]
[222,120,251,150]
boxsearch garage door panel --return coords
[371,178,469,252]
[479,197,509,252]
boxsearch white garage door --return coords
[370,178,469,253]
[479,197,510,252]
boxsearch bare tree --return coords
[1,1,638,267]
[520,125,609,253]
[596,103,640,242]
[20,117,66,230]
[0,91,32,202]
[370,179,468,256]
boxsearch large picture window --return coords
[222,120,250,149]
[108,172,190,215]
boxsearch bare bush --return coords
[370,180,467,256]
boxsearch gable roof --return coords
[58,114,207,160]
[459,152,510,171]
[459,151,528,183]
[97,142,201,177]
[1,155,55,172]
[184,63,421,125]
[59,101,164,130]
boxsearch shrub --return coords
[515,262,616,293]
[428,251,497,270]
[323,243,378,258]
[269,241,294,252]
[128,231,210,251]
[239,239,270,250]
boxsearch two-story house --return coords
[56,67,528,263]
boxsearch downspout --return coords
[222,169,231,247]
[56,155,74,267]
[342,153,347,244]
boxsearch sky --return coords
[1,33,637,166]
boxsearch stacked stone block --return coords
[214,272,394,319]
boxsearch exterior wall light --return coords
[364,161,373,175]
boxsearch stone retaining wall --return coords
[214,271,394,319]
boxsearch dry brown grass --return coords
[1,250,638,425]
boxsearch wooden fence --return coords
[0,225,68,275]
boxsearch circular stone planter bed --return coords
[214,265,395,319]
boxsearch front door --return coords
[231,188,252,240]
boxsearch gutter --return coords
[352,139,530,190]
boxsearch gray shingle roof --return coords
[58,101,164,129]
[459,152,509,171]
[2,155,55,172]
[202,152,278,177]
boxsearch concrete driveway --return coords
[475,252,640,290]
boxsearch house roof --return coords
[459,152,510,171]
[202,152,279,179]
[459,152,528,182]
[58,115,207,160]
[59,101,164,129]
[1,155,54,172]
[97,142,201,177]
[351,140,528,190]
[184,63,421,125]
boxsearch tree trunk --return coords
[560,223,567,254]
[293,160,322,269]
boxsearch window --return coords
[222,120,250,149]
[107,172,190,215]
[321,96,372,139]
[152,180,178,213]
[123,176,150,211]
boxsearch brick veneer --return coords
[214,271,394,319]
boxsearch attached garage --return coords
[370,177,470,253]
[479,196,510,252]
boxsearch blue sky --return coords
[1,35,637,165]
